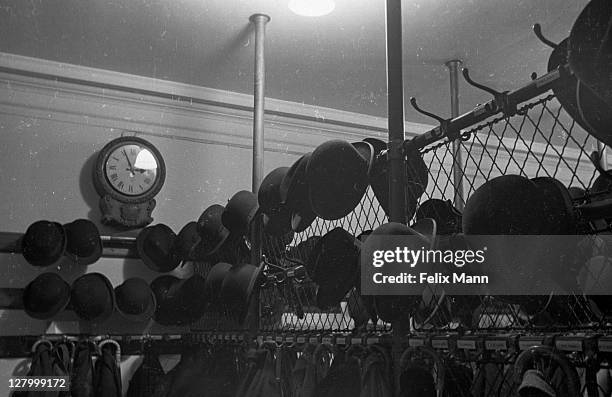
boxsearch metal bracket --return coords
[462,68,516,117]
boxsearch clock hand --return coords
[122,149,135,173]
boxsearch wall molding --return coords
[0,52,433,151]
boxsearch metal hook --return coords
[409,97,446,124]
[462,68,501,97]
[533,23,558,49]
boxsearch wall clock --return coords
[93,135,166,228]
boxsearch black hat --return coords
[279,153,317,233]
[219,263,262,322]
[114,277,156,322]
[204,262,233,308]
[370,143,429,222]
[311,227,361,309]
[71,273,115,322]
[150,275,181,326]
[463,175,548,235]
[222,191,260,237]
[21,220,67,267]
[368,219,436,323]
[196,204,231,256]
[23,273,70,320]
[175,221,201,262]
[569,0,612,110]
[164,275,208,325]
[258,167,293,236]
[416,199,462,235]
[531,177,576,234]
[307,140,369,220]
[136,224,181,273]
[63,219,103,265]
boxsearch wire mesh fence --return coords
[250,92,609,335]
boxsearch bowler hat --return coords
[21,220,66,267]
[196,204,231,256]
[222,191,260,236]
[175,221,201,262]
[204,262,233,307]
[219,263,262,321]
[63,219,103,265]
[547,38,594,134]
[531,177,577,234]
[311,227,361,309]
[258,167,293,236]
[369,219,436,323]
[164,274,208,324]
[23,273,70,320]
[258,167,289,215]
[279,153,317,232]
[136,224,180,273]
[71,273,115,322]
[463,175,548,235]
[569,0,612,109]
[150,275,181,325]
[307,140,369,220]
[370,143,429,221]
[416,199,462,235]
[114,277,156,322]
[287,235,321,277]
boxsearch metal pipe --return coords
[385,0,407,224]
[249,13,270,193]
[446,60,465,211]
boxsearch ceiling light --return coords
[288,0,335,17]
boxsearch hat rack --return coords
[0,232,139,259]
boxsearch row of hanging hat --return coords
[458,0,612,324]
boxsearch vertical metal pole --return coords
[446,60,465,211]
[385,1,408,396]
[250,13,270,194]
[248,13,269,333]
[385,0,407,224]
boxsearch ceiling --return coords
[0,0,589,125]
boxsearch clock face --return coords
[94,136,166,204]
[104,144,159,196]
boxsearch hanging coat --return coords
[236,348,266,397]
[71,342,94,397]
[126,350,165,397]
[93,344,122,397]
[443,361,473,397]
[360,347,392,397]
[314,349,361,397]
[279,347,297,397]
[293,344,331,397]
[13,342,54,397]
[52,343,71,397]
